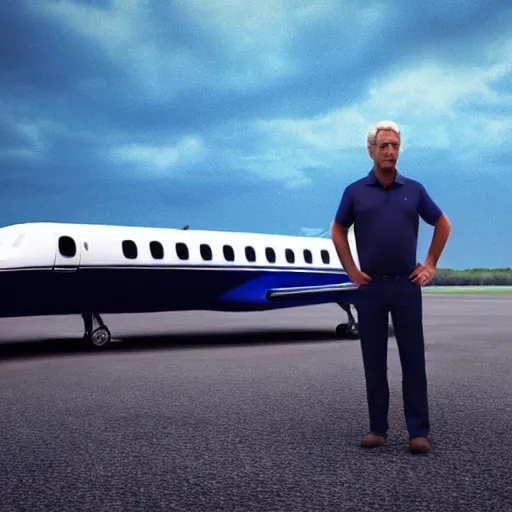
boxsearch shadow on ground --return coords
[0,328,357,362]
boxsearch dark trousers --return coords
[356,276,429,439]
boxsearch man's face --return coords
[368,129,400,172]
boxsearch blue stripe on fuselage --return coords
[0,265,356,317]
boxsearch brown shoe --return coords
[409,436,431,454]
[360,433,387,448]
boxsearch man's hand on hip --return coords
[348,269,372,288]
[409,262,436,286]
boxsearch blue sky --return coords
[1,0,511,269]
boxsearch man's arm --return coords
[330,221,358,275]
[331,186,370,286]
[424,213,451,268]
[330,221,371,286]
[411,213,451,285]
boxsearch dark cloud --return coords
[382,0,512,68]
[70,0,112,9]
[2,0,510,146]
[0,0,511,267]
[0,2,120,97]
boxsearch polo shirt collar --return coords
[365,168,405,186]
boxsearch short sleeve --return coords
[418,184,443,226]
[334,186,354,228]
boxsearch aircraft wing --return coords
[266,282,359,301]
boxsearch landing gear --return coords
[335,302,395,339]
[82,313,112,348]
[336,302,359,339]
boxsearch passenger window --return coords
[245,246,256,262]
[150,241,164,259]
[285,249,295,263]
[223,245,235,262]
[59,236,76,258]
[122,240,137,259]
[176,243,189,260]
[200,244,213,261]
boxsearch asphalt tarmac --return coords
[1,294,511,512]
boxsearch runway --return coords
[1,295,511,512]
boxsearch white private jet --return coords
[0,222,363,348]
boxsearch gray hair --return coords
[367,120,400,147]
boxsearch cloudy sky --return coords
[2,0,511,269]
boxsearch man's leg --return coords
[389,280,430,447]
[356,283,390,442]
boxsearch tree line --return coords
[428,268,512,286]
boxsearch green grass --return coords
[424,286,512,294]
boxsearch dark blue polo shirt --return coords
[334,169,443,275]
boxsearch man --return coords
[330,120,451,454]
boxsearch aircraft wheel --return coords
[336,323,393,339]
[335,323,346,338]
[90,326,111,348]
[336,323,359,339]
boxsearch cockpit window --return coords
[0,229,24,248]
[13,233,25,247]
